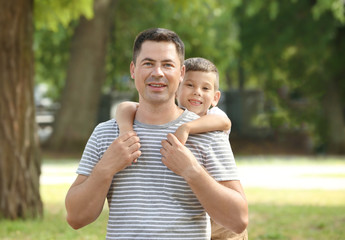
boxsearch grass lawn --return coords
[246,188,345,240]
[0,157,344,239]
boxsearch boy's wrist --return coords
[181,123,191,134]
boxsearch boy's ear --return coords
[211,91,221,107]
[130,61,135,79]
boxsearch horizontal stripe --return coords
[76,110,238,239]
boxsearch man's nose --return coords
[152,65,164,77]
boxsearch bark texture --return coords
[0,0,43,219]
[323,80,345,154]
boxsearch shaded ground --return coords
[230,134,313,156]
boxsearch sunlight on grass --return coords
[300,173,345,178]
[245,187,345,240]
[236,155,345,166]
[246,188,345,206]
[1,157,344,240]
[0,183,108,240]
[249,204,345,240]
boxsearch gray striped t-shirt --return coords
[77,109,239,240]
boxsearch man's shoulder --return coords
[93,119,118,135]
[182,109,200,121]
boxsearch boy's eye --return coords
[203,87,209,90]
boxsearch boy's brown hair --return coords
[184,57,219,90]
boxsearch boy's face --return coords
[176,71,220,116]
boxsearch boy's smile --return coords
[177,71,220,116]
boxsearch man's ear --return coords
[180,65,185,83]
[130,61,135,79]
[211,91,221,107]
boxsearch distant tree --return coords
[34,0,94,101]
[235,0,345,153]
[0,0,94,220]
[47,0,117,152]
[0,0,42,219]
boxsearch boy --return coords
[116,57,248,239]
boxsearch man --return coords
[65,28,248,239]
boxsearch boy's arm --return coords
[174,114,231,145]
[115,101,139,135]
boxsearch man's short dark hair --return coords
[132,28,185,66]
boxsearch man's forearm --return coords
[184,165,248,233]
[65,162,114,229]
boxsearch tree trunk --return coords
[0,0,43,219]
[323,79,345,154]
[47,0,116,153]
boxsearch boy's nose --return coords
[193,88,201,96]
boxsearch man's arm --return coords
[115,101,139,135]
[174,114,231,145]
[160,133,248,233]
[65,132,141,229]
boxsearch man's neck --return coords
[135,102,184,125]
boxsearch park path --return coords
[40,158,345,190]
[238,163,345,190]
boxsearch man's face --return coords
[130,41,184,106]
[176,71,220,116]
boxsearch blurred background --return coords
[31,0,345,156]
[1,0,345,239]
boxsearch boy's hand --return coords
[173,123,190,145]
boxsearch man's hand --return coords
[160,133,201,180]
[99,131,141,176]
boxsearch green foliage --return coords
[34,0,94,100]
[235,0,345,148]
[33,0,345,151]
[106,0,240,91]
[35,0,93,31]
[34,25,75,100]
[313,0,345,23]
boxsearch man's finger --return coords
[166,133,179,146]
[125,135,140,147]
[118,131,137,142]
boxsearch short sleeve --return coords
[207,107,231,135]
[76,119,119,176]
[203,132,239,181]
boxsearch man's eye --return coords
[143,62,153,66]
[164,63,173,68]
